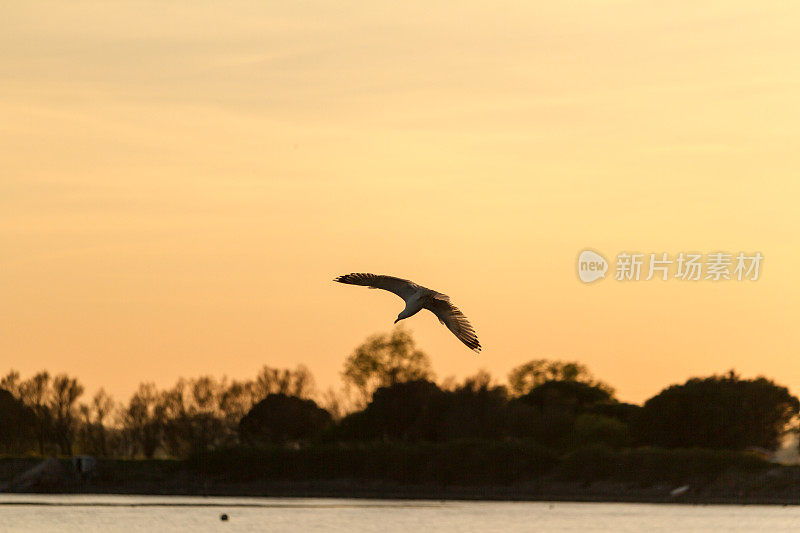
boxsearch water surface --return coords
[1,495,798,532]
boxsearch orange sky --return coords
[2,1,800,404]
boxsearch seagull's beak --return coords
[393,318,399,324]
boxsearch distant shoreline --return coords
[2,454,800,506]
[2,482,800,506]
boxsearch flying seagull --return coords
[334,273,481,353]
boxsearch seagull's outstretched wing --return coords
[425,296,482,353]
[333,273,420,300]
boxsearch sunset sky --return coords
[3,1,800,404]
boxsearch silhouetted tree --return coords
[319,386,360,421]
[78,389,116,456]
[117,368,321,457]
[253,364,315,400]
[184,376,228,453]
[0,388,37,454]
[342,328,433,406]
[50,374,84,455]
[157,380,188,457]
[218,380,254,420]
[518,380,614,413]
[508,359,613,396]
[335,372,541,444]
[359,380,447,441]
[636,371,800,450]
[19,371,54,455]
[439,371,512,441]
[153,378,222,456]
[239,393,332,445]
[513,380,618,449]
[0,370,22,397]
[121,383,163,458]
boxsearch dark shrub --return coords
[570,414,630,449]
[239,393,332,445]
[556,445,770,485]
[635,372,800,450]
[197,440,559,485]
[518,380,614,413]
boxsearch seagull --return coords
[333,273,481,353]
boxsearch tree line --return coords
[1,328,798,458]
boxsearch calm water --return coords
[1,495,799,532]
